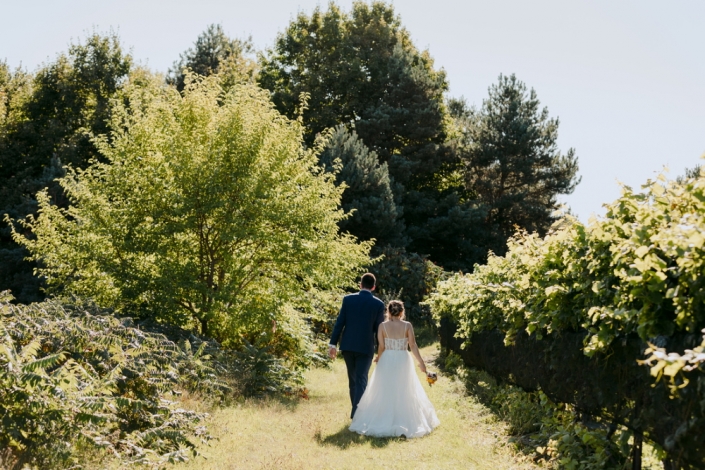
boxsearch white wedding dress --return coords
[349,324,440,438]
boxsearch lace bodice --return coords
[384,337,409,350]
[382,322,409,350]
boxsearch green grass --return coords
[177,343,537,470]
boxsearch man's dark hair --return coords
[361,273,376,289]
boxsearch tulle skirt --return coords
[349,349,440,438]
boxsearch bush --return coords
[442,351,639,470]
[0,293,225,468]
[428,166,705,468]
[371,245,444,324]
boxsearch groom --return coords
[328,273,386,418]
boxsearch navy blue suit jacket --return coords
[330,290,385,356]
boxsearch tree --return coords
[168,24,256,92]
[388,95,492,272]
[0,32,132,188]
[0,156,65,303]
[676,163,703,184]
[318,125,404,246]
[403,188,491,271]
[258,1,483,270]
[0,33,132,302]
[461,74,580,253]
[8,73,371,344]
[370,245,443,324]
[258,1,452,191]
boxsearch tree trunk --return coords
[661,458,676,470]
[632,430,642,470]
[200,317,209,338]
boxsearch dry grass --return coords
[176,343,538,470]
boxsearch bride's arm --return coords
[374,325,385,363]
[407,323,427,374]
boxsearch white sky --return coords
[2,0,704,222]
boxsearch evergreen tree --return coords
[168,24,255,92]
[446,96,473,123]
[462,74,580,254]
[676,164,703,184]
[318,125,404,246]
[403,188,490,271]
[391,95,491,271]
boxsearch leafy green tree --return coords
[0,33,132,302]
[0,32,132,189]
[259,1,490,270]
[258,1,452,191]
[461,74,580,253]
[0,61,30,132]
[168,24,256,92]
[318,125,404,246]
[8,73,371,344]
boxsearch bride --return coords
[349,300,440,438]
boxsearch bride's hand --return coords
[373,355,379,363]
[419,363,427,374]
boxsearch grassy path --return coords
[179,343,536,470]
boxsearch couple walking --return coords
[328,273,440,438]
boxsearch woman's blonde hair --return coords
[386,300,406,321]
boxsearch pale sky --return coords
[2,0,704,222]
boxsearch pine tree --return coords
[168,24,255,92]
[462,74,580,253]
[403,188,490,271]
[318,125,405,246]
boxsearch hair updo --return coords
[386,300,406,320]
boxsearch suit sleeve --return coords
[373,302,385,337]
[372,303,384,351]
[329,297,348,347]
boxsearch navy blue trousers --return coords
[341,350,373,419]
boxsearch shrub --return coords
[442,353,638,470]
[428,165,705,468]
[371,245,444,324]
[0,293,225,468]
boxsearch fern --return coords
[0,293,304,468]
[22,352,66,373]
[0,295,223,468]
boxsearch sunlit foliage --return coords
[9,73,371,345]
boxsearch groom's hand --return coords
[328,345,337,359]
